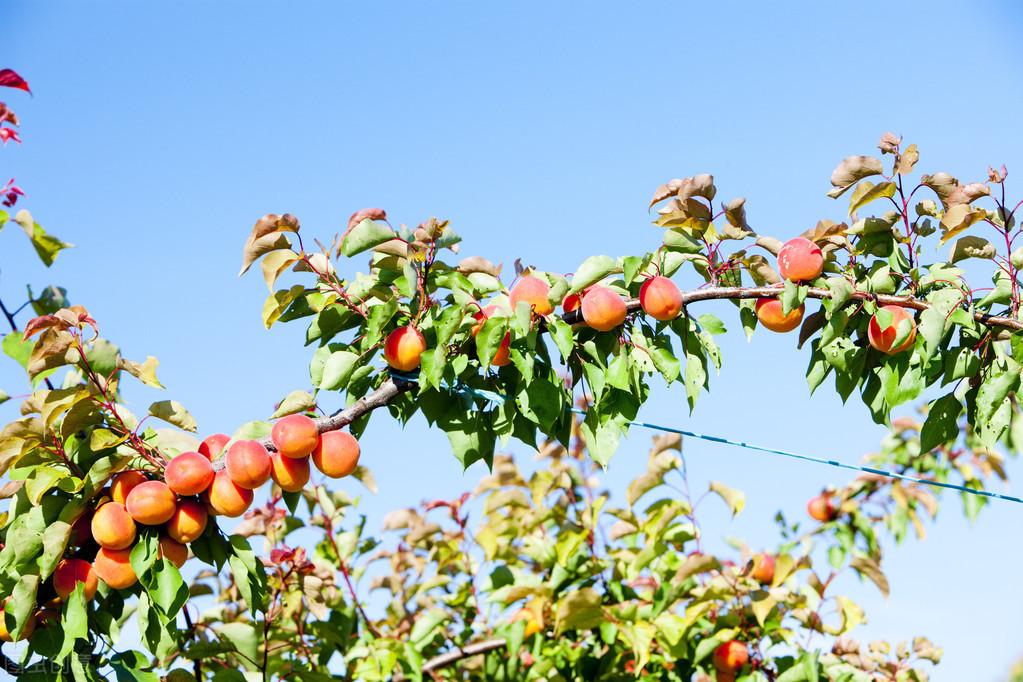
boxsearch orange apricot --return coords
[225,440,272,490]
[125,480,177,525]
[639,276,682,321]
[383,325,426,372]
[0,600,34,642]
[271,452,311,493]
[164,451,214,496]
[271,414,321,459]
[581,286,627,332]
[713,640,749,673]
[93,547,138,590]
[754,298,805,333]
[204,469,254,517]
[868,304,916,355]
[509,276,553,315]
[491,333,511,367]
[750,552,775,584]
[53,558,97,601]
[110,470,148,505]
[777,237,824,282]
[198,433,230,460]
[158,535,189,569]
[311,430,360,478]
[90,502,137,550]
[165,499,208,544]
[807,493,838,522]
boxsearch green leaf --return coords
[13,210,72,266]
[228,535,267,614]
[848,180,896,215]
[58,583,89,660]
[341,219,396,257]
[949,235,996,263]
[548,317,574,361]
[320,350,360,391]
[262,284,306,329]
[269,390,316,419]
[709,480,745,516]
[825,277,853,311]
[569,255,617,293]
[148,400,197,432]
[475,316,509,368]
[555,588,604,633]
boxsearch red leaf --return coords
[0,69,30,94]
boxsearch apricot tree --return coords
[0,69,1020,679]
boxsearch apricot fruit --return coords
[868,304,916,355]
[70,510,93,547]
[491,333,511,367]
[110,470,148,505]
[581,286,627,332]
[204,469,254,517]
[225,440,272,490]
[807,493,838,522]
[383,325,426,372]
[165,451,214,496]
[90,502,137,550]
[198,433,230,460]
[53,558,97,601]
[509,275,553,315]
[755,298,804,333]
[751,552,775,584]
[93,547,138,590]
[471,304,504,336]
[639,276,683,321]
[159,535,189,569]
[0,601,34,642]
[165,499,208,544]
[777,237,824,281]
[713,640,749,673]
[562,291,583,313]
[271,451,311,492]
[125,480,177,525]
[271,413,321,459]
[312,430,360,478]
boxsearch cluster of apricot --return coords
[755,237,917,355]
[383,273,686,371]
[0,415,362,639]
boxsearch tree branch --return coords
[421,638,507,673]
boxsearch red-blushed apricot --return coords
[110,470,148,505]
[198,433,230,460]
[125,480,177,525]
[271,414,321,459]
[312,430,360,478]
[53,558,97,601]
[164,451,214,496]
[271,452,311,492]
[777,237,824,281]
[165,499,208,544]
[868,304,917,354]
[471,304,504,336]
[158,535,189,569]
[90,502,137,550]
[755,298,805,333]
[93,547,137,590]
[562,292,582,313]
[225,440,272,490]
[491,333,511,367]
[751,552,775,584]
[509,275,553,315]
[383,326,427,372]
[70,510,93,547]
[581,286,627,332]
[807,493,839,522]
[639,276,683,321]
[0,599,34,642]
[204,469,254,517]
[713,640,749,673]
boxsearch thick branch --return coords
[421,638,507,673]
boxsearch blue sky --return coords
[3,1,1023,679]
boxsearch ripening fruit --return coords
[225,440,272,490]
[166,499,208,544]
[93,547,138,590]
[471,304,504,336]
[581,286,627,332]
[868,305,917,355]
[491,333,512,367]
[164,452,215,496]
[562,291,582,313]
[0,600,34,642]
[204,470,254,517]
[509,276,553,315]
[53,558,97,601]
[639,276,683,321]
[751,552,775,584]
[272,414,321,459]
[110,470,148,505]
[755,298,804,333]
[70,510,93,547]
[807,493,838,522]
[271,452,311,492]
[90,502,137,550]
[125,481,177,525]
[777,237,824,281]
[511,608,543,638]
[158,535,189,569]
[312,431,360,478]
[713,640,749,673]
[198,433,230,460]
[384,326,427,372]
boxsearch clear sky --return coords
[3,1,1023,680]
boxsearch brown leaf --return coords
[347,208,387,232]
[849,555,889,597]
[877,132,901,154]
[457,256,503,278]
[920,173,960,208]
[895,143,919,175]
[649,174,716,208]
[239,214,300,276]
[828,156,884,198]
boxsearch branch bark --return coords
[421,638,507,673]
